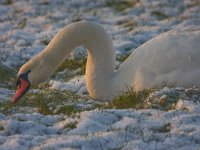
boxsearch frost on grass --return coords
[0,106,200,149]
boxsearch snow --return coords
[0,0,200,149]
[0,88,14,102]
[0,106,200,149]
[49,76,87,96]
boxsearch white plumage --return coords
[18,21,200,101]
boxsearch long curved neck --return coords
[26,21,116,100]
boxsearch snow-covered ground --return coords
[0,0,200,149]
[1,103,200,150]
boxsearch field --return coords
[0,0,200,149]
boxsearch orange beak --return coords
[12,72,30,103]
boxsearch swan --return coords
[13,20,200,102]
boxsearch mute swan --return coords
[13,20,200,102]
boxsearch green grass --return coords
[0,102,16,115]
[104,88,150,109]
[118,19,138,31]
[145,90,179,111]
[116,54,129,63]
[0,126,4,131]
[0,65,16,82]
[156,123,171,133]
[55,58,87,76]
[0,58,88,116]
[187,1,200,7]
[106,0,138,12]
[41,39,50,45]
[0,87,80,115]
[3,0,12,5]
[55,105,77,115]
[102,86,181,111]
[0,64,16,89]
[64,121,78,129]
[17,19,27,29]
[151,11,169,20]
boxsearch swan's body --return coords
[14,21,200,102]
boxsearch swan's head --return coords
[12,58,46,103]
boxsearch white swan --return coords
[13,21,200,102]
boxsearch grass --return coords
[0,65,16,82]
[106,0,139,12]
[55,105,78,115]
[0,86,153,116]
[148,94,179,111]
[0,102,16,114]
[156,123,171,133]
[0,81,151,116]
[0,87,80,115]
[0,58,88,116]
[41,39,50,45]
[1,83,194,116]
[118,19,138,31]
[103,86,184,111]
[55,58,87,77]
[3,0,12,5]
[0,64,16,89]
[0,126,4,131]
[59,121,79,132]
[116,54,129,63]
[17,19,27,29]
[187,1,200,7]
[64,121,78,129]
[104,88,150,109]
[151,11,169,20]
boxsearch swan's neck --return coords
[25,21,117,99]
[84,25,116,99]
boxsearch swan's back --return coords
[114,28,200,91]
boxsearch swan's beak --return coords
[12,72,30,103]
